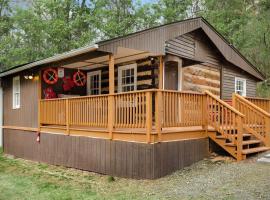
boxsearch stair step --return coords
[225,140,261,147]
[243,140,261,145]
[216,133,251,140]
[242,147,270,155]
[237,133,252,138]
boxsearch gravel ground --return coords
[1,150,270,200]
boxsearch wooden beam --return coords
[155,91,162,142]
[37,71,42,132]
[236,115,244,161]
[146,91,152,143]
[66,99,70,135]
[2,126,38,132]
[158,56,164,89]
[109,54,115,94]
[265,117,270,147]
[108,54,115,139]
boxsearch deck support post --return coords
[155,90,162,142]
[66,99,70,135]
[37,71,42,132]
[202,94,208,135]
[236,115,243,161]
[155,56,164,142]
[146,91,152,143]
[232,93,236,108]
[265,116,270,147]
[108,54,115,140]
[158,56,164,90]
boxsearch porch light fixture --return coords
[24,73,34,80]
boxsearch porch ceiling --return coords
[62,47,155,70]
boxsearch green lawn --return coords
[0,148,270,200]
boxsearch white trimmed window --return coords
[87,70,101,95]
[12,76,20,109]
[118,63,137,92]
[235,77,246,96]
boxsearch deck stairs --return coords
[205,91,270,161]
[208,128,269,160]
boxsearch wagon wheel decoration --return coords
[73,70,86,86]
[43,68,58,84]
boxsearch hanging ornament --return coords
[73,70,86,86]
[43,68,58,84]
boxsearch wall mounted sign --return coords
[58,68,65,78]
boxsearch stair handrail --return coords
[205,91,244,117]
[204,91,244,161]
[234,94,270,117]
[233,93,270,147]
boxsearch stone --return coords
[257,157,270,163]
[264,154,270,158]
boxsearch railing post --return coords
[37,72,42,133]
[146,91,152,143]
[66,99,70,135]
[236,115,243,161]
[202,94,208,134]
[265,116,270,147]
[155,90,162,142]
[108,54,115,139]
[232,93,236,108]
[108,95,114,139]
[38,100,41,130]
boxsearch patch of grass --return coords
[0,150,270,200]
[107,176,115,182]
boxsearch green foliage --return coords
[0,0,270,95]
[107,176,115,182]
[151,0,192,23]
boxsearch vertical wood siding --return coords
[3,72,39,128]
[98,18,201,55]
[222,63,257,100]
[166,30,222,96]
[3,129,209,179]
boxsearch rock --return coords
[257,157,270,163]
[264,153,270,158]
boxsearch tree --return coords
[91,0,151,39]
[0,0,98,69]
[151,0,192,24]
[0,0,13,69]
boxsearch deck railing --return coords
[40,95,109,128]
[40,89,205,136]
[161,90,204,127]
[233,93,270,146]
[205,91,245,160]
[114,91,148,129]
[69,95,109,127]
[42,90,267,149]
[40,98,66,126]
[245,96,270,113]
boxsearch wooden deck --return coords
[40,125,213,143]
[38,89,270,160]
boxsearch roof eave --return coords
[0,44,99,78]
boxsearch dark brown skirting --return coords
[3,129,209,179]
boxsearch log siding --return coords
[86,57,159,94]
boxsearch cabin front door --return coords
[164,60,181,90]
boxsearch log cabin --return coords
[1,17,270,179]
